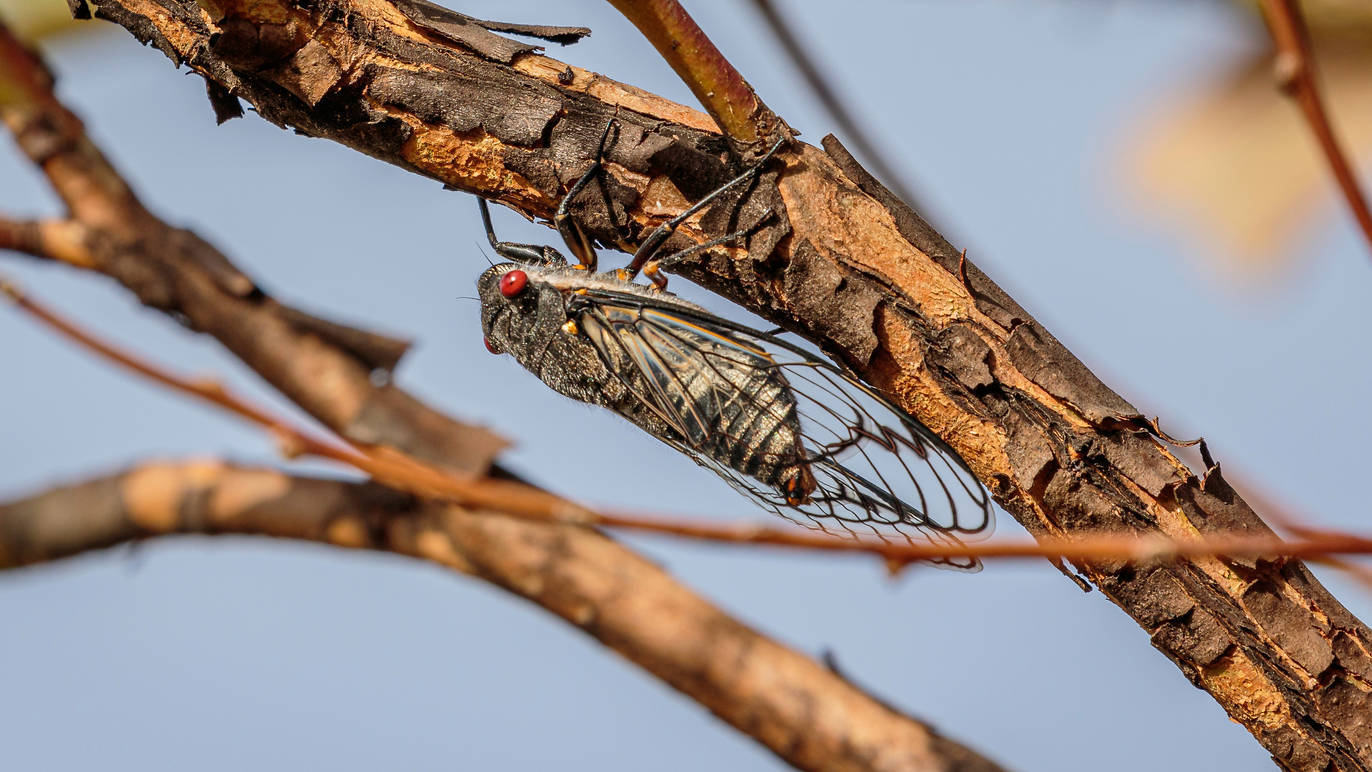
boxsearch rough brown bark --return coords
[73,0,1372,768]
[0,462,1005,772]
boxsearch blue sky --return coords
[2,1,1369,769]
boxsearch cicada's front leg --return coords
[477,198,566,265]
[476,120,621,269]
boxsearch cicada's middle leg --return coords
[476,119,620,269]
[551,119,620,272]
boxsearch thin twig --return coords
[605,0,776,145]
[747,0,925,213]
[1230,474,1372,589]
[9,275,1372,573]
[1259,0,1372,258]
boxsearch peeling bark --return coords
[70,1,1372,768]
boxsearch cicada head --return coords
[478,263,569,363]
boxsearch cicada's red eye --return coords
[483,337,501,355]
[499,269,528,298]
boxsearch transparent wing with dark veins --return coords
[574,292,993,563]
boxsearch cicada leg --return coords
[476,119,620,269]
[642,209,778,290]
[477,198,565,265]
[623,138,786,289]
[552,119,619,272]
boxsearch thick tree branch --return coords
[72,1,1372,767]
[0,462,1006,772]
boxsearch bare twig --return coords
[0,276,591,522]
[1227,471,1372,589]
[746,0,927,215]
[1259,0,1372,257]
[605,0,780,146]
[0,217,95,267]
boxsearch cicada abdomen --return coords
[579,303,819,507]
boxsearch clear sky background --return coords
[2,1,1370,770]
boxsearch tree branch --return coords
[605,0,779,146]
[1259,0,1372,258]
[0,461,1007,772]
[66,1,1372,767]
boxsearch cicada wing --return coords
[658,438,983,571]
[765,358,993,535]
[579,303,775,450]
[578,306,711,444]
[575,291,994,558]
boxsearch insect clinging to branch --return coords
[474,122,993,565]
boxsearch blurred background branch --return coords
[1125,0,1372,277]
[1257,0,1372,258]
[0,458,1010,772]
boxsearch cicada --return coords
[475,126,992,561]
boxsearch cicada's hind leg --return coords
[624,138,787,290]
[642,209,779,287]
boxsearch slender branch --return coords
[605,0,778,145]
[0,461,1007,772]
[0,217,89,264]
[1259,0,1372,257]
[0,276,596,523]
